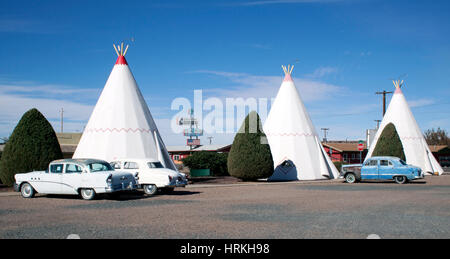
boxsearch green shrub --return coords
[372,123,406,160]
[182,151,229,176]
[227,111,273,181]
[0,109,63,186]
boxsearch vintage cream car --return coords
[14,159,138,200]
[110,158,188,195]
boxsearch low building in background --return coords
[322,141,368,164]
[429,145,450,167]
[56,133,82,158]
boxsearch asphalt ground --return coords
[0,175,449,239]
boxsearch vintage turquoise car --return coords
[340,156,424,184]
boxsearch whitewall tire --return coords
[143,184,158,196]
[80,188,96,200]
[394,176,407,184]
[345,173,357,184]
[21,183,35,198]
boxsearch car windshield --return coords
[148,162,164,169]
[399,160,407,165]
[88,162,113,172]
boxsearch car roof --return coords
[369,156,401,160]
[111,158,160,163]
[51,158,108,166]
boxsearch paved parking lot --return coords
[0,175,449,239]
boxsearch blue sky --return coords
[1,0,449,145]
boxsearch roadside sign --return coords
[358,141,365,151]
[187,139,201,146]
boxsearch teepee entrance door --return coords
[268,160,298,181]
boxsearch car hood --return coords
[406,165,421,170]
[15,171,46,178]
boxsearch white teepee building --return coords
[73,44,177,171]
[366,80,443,175]
[264,65,339,181]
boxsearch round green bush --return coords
[182,151,229,176]
[372,123,406,160]
[227,111,274,181]
[0,108,63,186]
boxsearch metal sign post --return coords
[358,140,364,163]
[178,109,203,150]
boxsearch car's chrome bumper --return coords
[168,179,188,188]
[105,182,138,193]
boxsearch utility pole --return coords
[374,120,381,130]
[375,90,393,116]
[321,128,329,142]
[60,108,64,133]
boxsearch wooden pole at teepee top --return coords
[113,44,120,56]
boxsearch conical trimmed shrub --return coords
[227,111,273,181]
[0,108,63,186]
[372,123,406,160]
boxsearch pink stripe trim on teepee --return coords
[85,128,151,134]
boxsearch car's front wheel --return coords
[345,173,357,184]
[21,183,35,198]
[80,188,96,200]
[143,184,158,196]
[394,175,407,184]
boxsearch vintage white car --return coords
[14,159,138,200]
[110,158,188,195]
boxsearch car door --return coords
[60,163,82,195]
[36,164,64,194]
[378,159,394,180]
[361,159,379,180]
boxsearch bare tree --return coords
[424,128,450,146]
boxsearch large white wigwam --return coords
[264,65,339,181]
[366,80,443,175]
[73,44,177,171]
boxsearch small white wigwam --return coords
[73,43,177,171]
[264,65,339,181]
[366,80,443,175]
